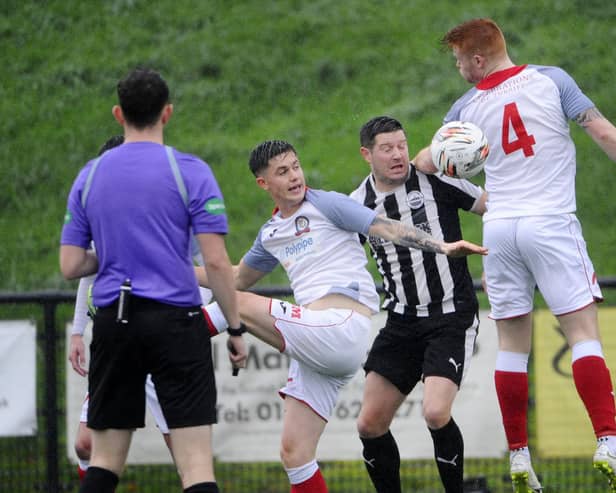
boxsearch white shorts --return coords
[483,214,602,319]
[79,374,169,433]
[199,287,213,305]
[269,299,372,421]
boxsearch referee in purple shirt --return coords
[60,67,246,493]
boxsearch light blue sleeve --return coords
[444,88,479,124]
[305,189,377,235]
[532,65,594,121]
[242,224,280,273]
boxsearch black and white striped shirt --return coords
[350,166,483,318]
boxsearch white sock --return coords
[571,339,603,363]
[598,435,616,453]
[510,446,530,463]
[496,351,529,373]
[285,459,318,484]
[204,302,229,333]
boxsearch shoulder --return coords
[349,175,371,202]
[305,188,376,233]
[528,64,593,118]
[528,64,571,81]
[445,86,480,122]
[167,147,213,173]
[306,188,350,203]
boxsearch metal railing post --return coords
[43,300,59,493]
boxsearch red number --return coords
[502,102,536,156]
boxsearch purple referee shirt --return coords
[61,141,228,307]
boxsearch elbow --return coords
[60,265,80,280]
[59,247,85,280]
[60,257,83,280]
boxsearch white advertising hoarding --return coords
[0,320,37,436]
[66,310,506,463]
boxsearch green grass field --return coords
[2,0,616,294]
[2,1,616,491]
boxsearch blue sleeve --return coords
[174,149,229,235]
[60,165,93,248]
[305,189,377,235]
[443,88,478,124]
[242,225,279,273]
[532,65,595,121]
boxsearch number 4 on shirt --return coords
[502,102,536,157]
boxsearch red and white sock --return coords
[77,459,88,481]
[201,302,228,337]
[572,340,616,439]
[287,460,328,493]
[495,351,529,450]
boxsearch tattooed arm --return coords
[367,214,487,258]
[576,107,616,162]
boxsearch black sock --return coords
[184,481,219,493]
[360,430,401,493]
[78,466,119,493]
[429,418,464,493]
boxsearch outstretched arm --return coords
[194,258,267,291]
[196,233,247,370]
[368,214,487,257]
[577,107,616,162]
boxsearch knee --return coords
[74,434,92,461]
[357,410,388,438]
[422,402,451,430]
[279,437,301,468]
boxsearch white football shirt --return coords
[243,189,380,313]
[444,64,594,222]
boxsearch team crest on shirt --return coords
[294,215,310,236]
[406,191,424,210]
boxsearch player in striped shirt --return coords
[351,116,486,493]
[414,18,616,492]
[198,139,487,493]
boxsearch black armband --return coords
[227,322,247,336]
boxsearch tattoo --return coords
[575,107,605,127]
[373,216,444,254]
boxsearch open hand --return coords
[444,240,488,257]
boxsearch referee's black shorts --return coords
[87,296,216,430]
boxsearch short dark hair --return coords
[97,135,124,156]
[359,116,404,148]
[116,68,169,128]
[248,140,297,176]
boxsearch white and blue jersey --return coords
[443,64,594,222]
[243,189,380,313]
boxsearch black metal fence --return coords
[2,281,616,492]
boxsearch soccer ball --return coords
[430,121,489,179]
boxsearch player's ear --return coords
[161,104,173,125]
[112,105,125,125]
[255,176,268,191]
[359,146,372,165]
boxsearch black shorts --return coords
[364,310,479,395]
[87,296,216,430]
